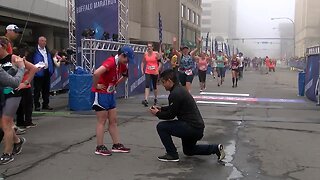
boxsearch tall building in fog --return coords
[201,0,237,50]
[295,0,320,57]
[278,23,294,59]
[180,0,202,47]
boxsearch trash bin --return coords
[298,71,305,96]
[69,73,93,111]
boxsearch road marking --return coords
[152,95,305,104]
[194,96,257,102]
[200,92,250,97]
[196,101,238,105]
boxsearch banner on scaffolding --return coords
[305,50,320,102]
[75,0,119,63]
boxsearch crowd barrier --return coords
[50,65,70,92]
[305,46,320,102]
[288,59,306,70]
[67,51,173,111]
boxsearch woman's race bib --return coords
[185,69,193,76]
[200,66,206,71]
[147,65,156,70]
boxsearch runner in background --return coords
[170,48,179,77]
[210,53,217,79]
[230,54,240,88]
[215,50,226,87]
[141,42,162,107]
[196,51,211,92]
[265,56,271,74]
[172,37,201,93]
[238,52,244,79]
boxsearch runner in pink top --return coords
[196,52,211,92]
[141,42,162,107]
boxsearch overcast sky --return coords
[236,0,295,57]
[237,0,295,37]
[236,0,295,38]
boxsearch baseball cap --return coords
[6,24,22,33]
[119,46,134,62]
[181,44,189,49]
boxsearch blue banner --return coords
[50,65,70,91]
[205,32,209,52]
[159,12,163,44]
[128,53,145,96]
[305,54,320,101]
[75,0,118,64]
[214,39,218,54]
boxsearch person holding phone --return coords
[149,69,225,162]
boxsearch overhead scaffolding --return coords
[118,0,129,43]
[67,0,77,67]
[67,0,145,99]
[67,0,132,68]
[81,39,147,72]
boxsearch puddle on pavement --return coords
[224,140,244,180]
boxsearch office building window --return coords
[197,14,200,25]
[202,19,210,24]
[188,8,192,21]
[192,11,195,23]
[202,27,211,32]
[202,3,211,7]
[181,5,186,18]
[202,10,211,16]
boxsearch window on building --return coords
[202,27,211,32]
[202,3,211,7]
[192,11,195,23]
[181,5,186,18]
[202,10,211,16]
[202,19,210,24]
[188,8,192,21]
[197,14,200,25]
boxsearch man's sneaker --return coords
[0,153,14,165]
[111,143,130,153]
[12,137,26,155]
[142,100,148,107]
[95,145,112,156]
[157,154,179,162]
[216,144,226,162]
[14,126,26,135]
[25,123,37,129]
[154,99,158,105]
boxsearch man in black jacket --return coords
[149,69,225,162]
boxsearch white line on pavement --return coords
[200,92,250,97]
[196,101,238,105]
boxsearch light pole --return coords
[271,17,295,58]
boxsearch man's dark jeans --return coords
[156,120,219,156]
[0,128,3,143]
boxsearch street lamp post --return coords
[271,17,295,58]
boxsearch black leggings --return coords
[16,88,33,126]
[198,70,207,83]
[145,74,158,89]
